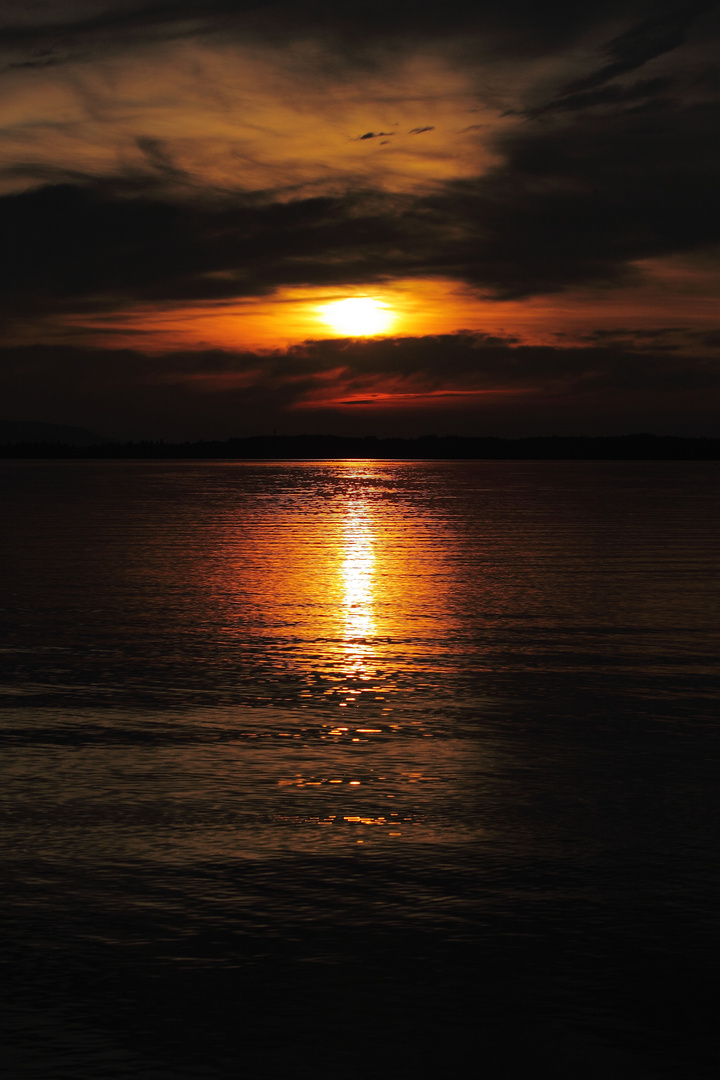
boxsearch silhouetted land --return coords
[1,434,720,460]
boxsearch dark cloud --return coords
[531,76,674,116]
[0,1,702,68]
[435,97,720,296]
[529,2,717,119]
[0,181,406,315]
[2,67,718,316]
[135,136,190,182]
[561,2,716,96]
[580,327,684,349]
[1,334,718,440]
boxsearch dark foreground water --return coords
[1,460,719,1079]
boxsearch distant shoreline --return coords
[1,434,719,460]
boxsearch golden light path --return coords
[340,495,377,675]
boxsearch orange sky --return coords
[1,1,718,437]
[15,260,716,355]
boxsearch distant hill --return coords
[0,420,114,446]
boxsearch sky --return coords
[1,0,719,440]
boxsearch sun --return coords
[319,297,394,336]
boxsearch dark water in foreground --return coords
[1,460,719,1079]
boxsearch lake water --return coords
[2,460,719,1079]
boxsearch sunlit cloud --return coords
[0,0,719,437]
[0,39,504,198]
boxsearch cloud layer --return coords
[1,2,718,312]
[2,333,719,439]
[1,1,718,434]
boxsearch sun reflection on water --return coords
[340,499,376,675]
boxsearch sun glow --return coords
[52,272,720,356]
[320,297,394,337]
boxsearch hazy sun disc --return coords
[320,297,394,336]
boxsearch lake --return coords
[2,460,719,1078]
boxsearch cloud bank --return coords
[2,333,718,440]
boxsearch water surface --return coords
[2,460,719,1078]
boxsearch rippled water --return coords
[2,460,719,1078]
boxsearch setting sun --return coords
[320,297,394,337]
